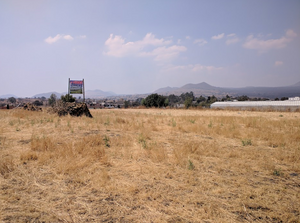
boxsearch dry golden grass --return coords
[0,108,299,222]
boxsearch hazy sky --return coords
[1,0,299,97]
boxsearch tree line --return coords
[3,92,287,109]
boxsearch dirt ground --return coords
[0,108,299,222]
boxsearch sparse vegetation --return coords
[8,97,16,104]
[0,108,299,222]
[273,168,283,176]
[103,135,110,147]
[60,94,76,103]
[242,139,252,146]
[48,93,57,106]
[188,159,195,170]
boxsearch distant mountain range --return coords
[0,89,117,99]
[31,89,117,99]
[153,81,300,98]
[0,94,18,99]
[32,92,63,98]
[1,81,299,99]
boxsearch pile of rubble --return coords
[49,102,93,118]
[23,103,42,111]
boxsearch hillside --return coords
[86,89,117,98]
[153,81,300,98]
[32,92,62,98]
[0,94,18,99]
[154,86,179,94]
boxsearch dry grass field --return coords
[0,108,299,222]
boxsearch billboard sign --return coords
[69,80,83,94]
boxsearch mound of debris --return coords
[50,102,93,118]
[23,103,42,111]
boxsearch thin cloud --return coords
[192,64,223,72]
[164,63,223,72]
[44,34,75,44]
[194,39,207,46]
[63,35,74,40]
[104,33,185,62]
[227,33,236,37]
[211,33,224,40]
[275,61,283,66]
[226,34,239,45]
[45,34,62,44]
[243,29,297,52]
[141,45,187,62]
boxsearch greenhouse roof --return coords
[211,101,300,107]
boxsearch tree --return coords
[184,97,193,109]
[8,97,16,104]
[61,94,76,103]
[237,95,249,101]
[48,94,57,107]
[143,94,166,108]
[141,98,146,106]
[196,95,206,103]
[180,91,194,102]
[33,100,43,106]
[124,100,130,108]
[164,98,169,107]
[167,94,180,107]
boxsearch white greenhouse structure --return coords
[211,100,300,111]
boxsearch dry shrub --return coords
[115,117,127,124]
[31,134,57,152]
[146,144,167,163]
[20,151,38,162]
[11,108,40,119]
[0,155,14,177]
[0,136,6,149]
[27,132,109,177]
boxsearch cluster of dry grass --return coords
[0,108,299,222]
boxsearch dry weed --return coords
[0,108,299,222]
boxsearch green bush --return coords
[61,94,76,103]
[242,139,252,146]
[143,94,166,108]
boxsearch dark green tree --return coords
[61,94,76,103]
[184,97,193,109]
[167,94,180,107]
[8,97,16,104]
[143,94,166,108]
[141,98,146,106]
[124,100,130,108]
[237,95,249,101]
[164,98,169,107]
[48,94,57,106]
[33,100,43,106]
[180,91,194,102]
[196,95,206,103]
